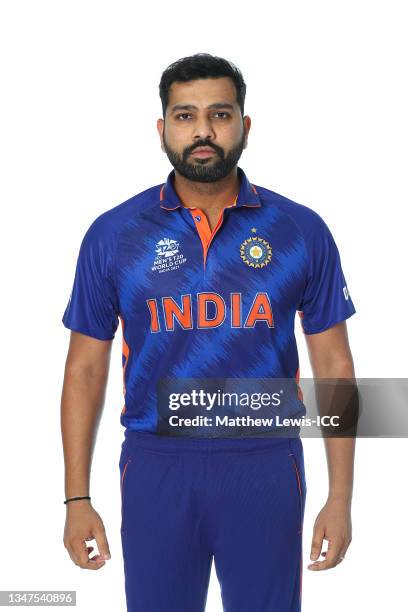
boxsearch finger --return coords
[309,538,344,571]
[310,527,325,562]
[65,537,98,568]
[83,534,107,563]
[327,538,347,568]
[73,539,106,570]
[66,546,79,566]
[318,538,351,565]
[94,528,111,561]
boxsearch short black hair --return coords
[159,52,246,117]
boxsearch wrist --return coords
[327,491,352,506]
[64,495,91,506]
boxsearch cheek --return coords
[165,124,191,148]
[220,121,243,142]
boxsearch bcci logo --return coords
[152,237,187,274]
[240,236,272,268]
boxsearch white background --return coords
[1,1,407,610]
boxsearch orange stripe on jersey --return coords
[120,458,131,495]
[291,457,302,499]
[119,316,130,414]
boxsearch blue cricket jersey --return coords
[62,166,356,432]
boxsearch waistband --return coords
[123,429,302,455]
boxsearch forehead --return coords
[167,77,238,110]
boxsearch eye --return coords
[176,113,192,120]
[214,112,230,119]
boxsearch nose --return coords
[192,115,215,141]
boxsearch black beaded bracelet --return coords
[64,496,91,505]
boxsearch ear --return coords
[157,118,165,151]
[243,115,251,149]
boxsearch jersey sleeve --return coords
[297,214,356,334]
[62,218,120,340]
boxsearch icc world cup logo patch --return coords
[240,236,272,268]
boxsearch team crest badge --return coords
[240,234,272,268]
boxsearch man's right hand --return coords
[63,501,111,570]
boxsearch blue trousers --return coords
[119,431,306,612]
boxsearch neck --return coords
[173,167,240,211]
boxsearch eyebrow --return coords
[170,102,235,113]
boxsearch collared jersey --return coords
[62,166,356,432]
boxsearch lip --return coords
[191,147,217,158]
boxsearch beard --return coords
[162,132,246,183]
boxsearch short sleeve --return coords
[297,215,356,334]
[62,218,120,340]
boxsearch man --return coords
[61,53,356,612]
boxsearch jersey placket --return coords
[184,194,238,272]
